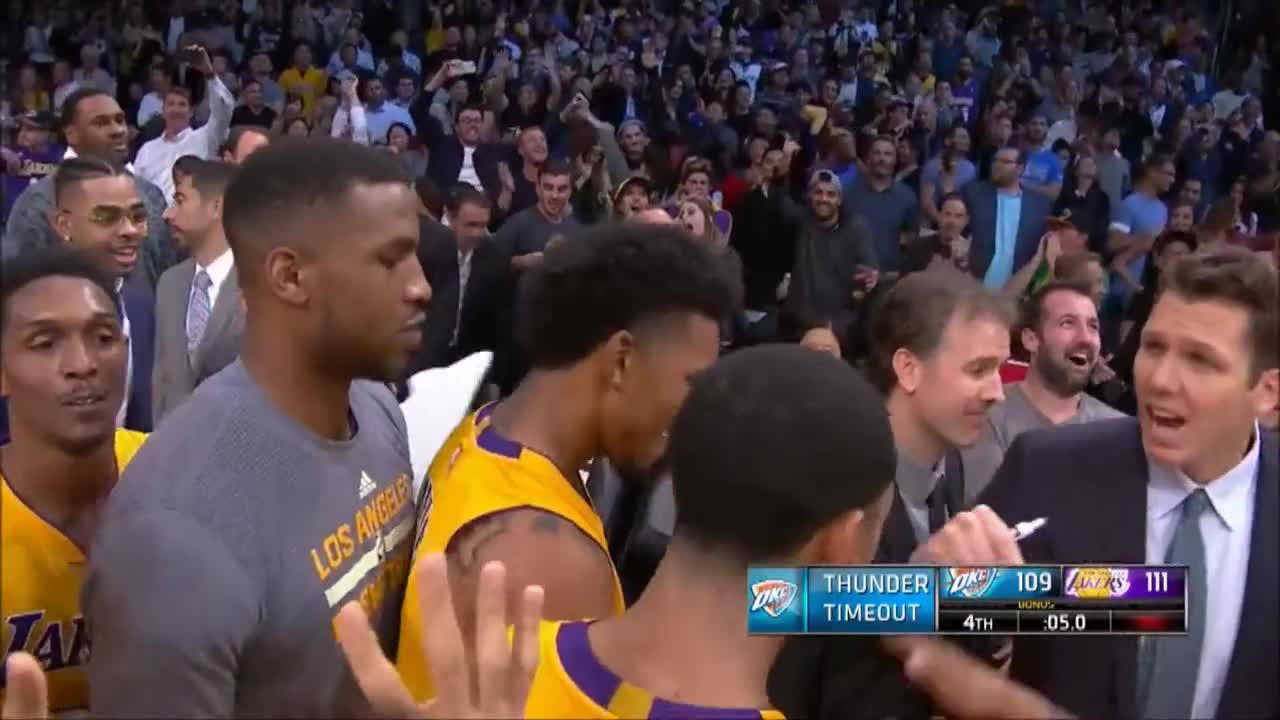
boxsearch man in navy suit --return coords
[962,146,1051,291]
[981,248,1279,719]
[44,157,154,432]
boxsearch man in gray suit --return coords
[153,157,244,423]
[3,88,182,289]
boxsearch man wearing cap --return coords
[782,169,880,358]
[1,112,62,224]
[613,175,653,219]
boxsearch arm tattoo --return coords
[529,512,564,534]
[447,511,569,574]
[448,513,511,575]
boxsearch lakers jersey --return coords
[1,429,146,712]
[397,405,625,701]
[524,620,787,720]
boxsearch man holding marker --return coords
[770,267,1030,719]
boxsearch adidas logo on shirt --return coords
[358,472,377,499]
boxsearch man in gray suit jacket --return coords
[152,158,244,423]
[3,88,182,288]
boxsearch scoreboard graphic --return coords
[747,565,1188,635]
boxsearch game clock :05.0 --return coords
[1022,610,1112,633]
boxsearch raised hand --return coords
[335,554,544,719]
[2,652,48,720]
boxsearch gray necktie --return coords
[1138,489,1209,719]
[186,269,212,361]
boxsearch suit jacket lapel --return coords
[1218,431,1279,719]
[167,260,196,368]
[875,491,918,564]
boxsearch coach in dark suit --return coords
[962,146,1051,289]
[409,187,511,375]
[981,249,1279,720]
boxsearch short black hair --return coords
[1,247,121,335]
[219,125,270,158]
[669,344,895,561]
[538,159,572,180]
[444,184,491,214]
[59,87,113,129]
[1021,280,1096,335]
[523,222,741,368]
[866,266,1014,395]
[53,156,130,206]
[222,136,409,272]
[173,156,239,198]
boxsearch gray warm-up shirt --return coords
[83,361,417,717]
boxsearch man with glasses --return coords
[50,157,156,432]
[3,88,180,290]
[428,102,508,212]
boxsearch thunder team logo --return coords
[750,579,798,618]
[945,567,998,598]
[1064,567,1131,598]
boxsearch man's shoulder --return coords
[1011,416,1139,462]
[157,258,195,290]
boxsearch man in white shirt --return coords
[134,47,234,204]
[981,248,1280,719]
[153,157,245,423]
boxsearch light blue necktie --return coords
[1138,489,1209,719]
[186,269,212,362]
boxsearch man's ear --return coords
[52,209,73,243]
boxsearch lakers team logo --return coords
[750,580,798,618]
[946,567,998,598]
[1064,568,1130,598]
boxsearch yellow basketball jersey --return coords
[523,620,787,720]
[1,429,146,712]
[397,405,625,701]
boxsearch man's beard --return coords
[1033,348,1090,397]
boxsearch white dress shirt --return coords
[1145,425,1259,719]
[457,146,484,192]
[133,75,235,203]
[185,249,234,339]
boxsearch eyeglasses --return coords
[88,205,148,228]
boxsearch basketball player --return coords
[348,346,1073,719]
[83,137,427,716]
[396,222,740,700]
[0,248,144,713]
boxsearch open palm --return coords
[334,554,544,719]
